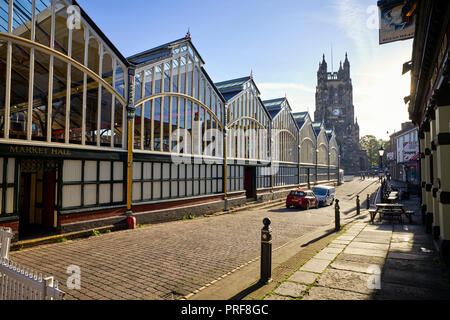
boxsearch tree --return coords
[360,135,389,168]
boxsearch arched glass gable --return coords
[225,81,270,162]
[271,102,300,187]
[299,119,317,165]
[316,125,329,182]
[272,105,299,164]
[0,0,128,148]
[329,134,339,167]
[133,41,224,158]
[317,128,329,165]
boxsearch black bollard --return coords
[356,195,360,215]
[335,199,340,232]
[367,194,370,210]
[260,218,272,284]
[421,204,427,225]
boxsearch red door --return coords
[42,171,56,228]
[19,174,31,225]
[244,167,255,199]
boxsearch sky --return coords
[77,0,413,140]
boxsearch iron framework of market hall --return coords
[0,0,340,240]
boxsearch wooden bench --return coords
[379,208,404,224]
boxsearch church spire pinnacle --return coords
[319,54,327,72]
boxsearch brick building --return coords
[388,122,419,184]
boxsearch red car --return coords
[286,189,319,210]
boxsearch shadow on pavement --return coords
[229,281,267,300]
[268,208,306,213]
[300,228,336,248]
[368,194,450,300]
[342,206,357,215]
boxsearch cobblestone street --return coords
[9,179,380,300]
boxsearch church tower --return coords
[314,53,367,174]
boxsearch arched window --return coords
[88,36,100,74]
[318,144,328,165]
[54,2,70,55]
[115,63,125,98]
[71,25,85,65]
[102,52,114,86]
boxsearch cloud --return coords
[333,0,378,63]
[258,82,316,114]
[258,82,316,93]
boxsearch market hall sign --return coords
[1,144,125,161]
[8,146,71,157]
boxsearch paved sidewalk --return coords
[263,197,450,300]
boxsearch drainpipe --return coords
[271,134,275,200]
[126,66,136,228]
[224,103,228,211]
[224,128,228,211]
[298,145,301,186]
[315,148,319,185]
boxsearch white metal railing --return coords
[0,228,14,260]
[0,258,65,300]
[0,228,65,300]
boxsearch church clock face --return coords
[333,108,340,116]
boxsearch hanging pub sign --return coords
[378,0,416,45]
[399,141,419,163]
[402,141,419,162]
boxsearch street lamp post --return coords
[379,146,385,183]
